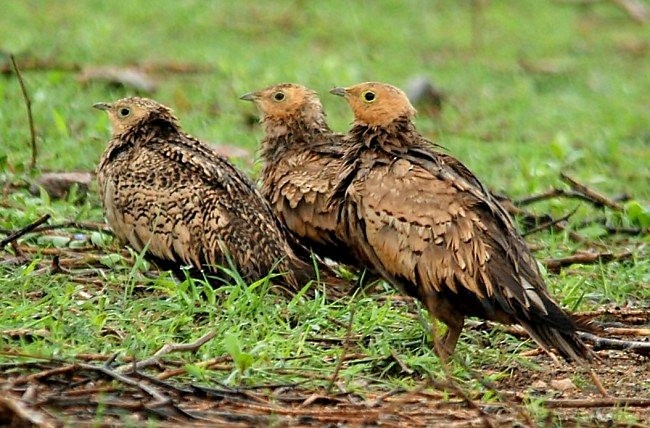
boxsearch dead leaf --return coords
[550,378,577,392]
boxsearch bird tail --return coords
[519,319,595,363]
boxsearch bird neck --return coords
[261,109,330,138]
[350,116,418,151]
[260,116,332,157]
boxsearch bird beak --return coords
[329,87,348,97]
[239,92,258,102]
[93,102,111,111]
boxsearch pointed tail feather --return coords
[520,320,595,362]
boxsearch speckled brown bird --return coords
[329,82,594,362]
[94,96,339,293]
[240,83,359,270]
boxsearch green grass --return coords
[1,1,649,425]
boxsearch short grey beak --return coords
[329,87,348,97]
[93,102,111,111]
[239,92,257,102]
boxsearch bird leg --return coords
[423,293,465,361]
[439,318,464,361]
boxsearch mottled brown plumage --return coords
[240,84,358,268]
[94,96,338,293]
[330,82,594,361]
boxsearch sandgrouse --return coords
[94,96,339,293]
[329,82,594,361]
[240,84,359,270]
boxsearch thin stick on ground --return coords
[10,54,37,171]
[77,363,174,410]
[516,188,601,207]
[0,214,51,249]
[559,172,624,211]
[544,397,650,409]
[326,308,355,394]
[589,370,609,398]
[522,206,579,237]
[157,356,232,380]
[541,251,634,273]
[578,332,650,356]
[10,364,77,386]
[604,327,650,336]
[31,221,113,235]
[115,330,217,373]
[0,394,57,428]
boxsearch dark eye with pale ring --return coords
[363,91,375,102]
[273,92,285,101]
[118,107,131,117]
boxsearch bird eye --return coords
[118,107,131,117]
[273,92,285,102]
[362,91,376,102]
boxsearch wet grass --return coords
[1,1,648,425]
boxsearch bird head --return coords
[329,82,416,127]
[93,97,178,135]
[240,83,325,123]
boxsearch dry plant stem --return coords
[390,349,414,374]
[573,307,649,322]
[10,364,77,386]
[542,251,633,273]
[578,332,650,355]
[0,214,50,248]
[77,363,172,409]
[10,55,37,171]
[0,394,57,428]
[522,206,578,237]
[589,370,609,397]
[157,357,232,380]
[326,308,355,394]
[559,172,624,211]
[554,222,590,245]
[115,330,217,374]
[31,221,114,235]
[544,397,650,408]
[605,327,650,336]
[516,188,600,206]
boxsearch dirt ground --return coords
[1,312,647,427]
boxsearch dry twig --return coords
[578,332,650,355]
[326,308,355,394]
[0,394,57,428]
[115,330,217,373]
[0,214,51,248]
[560,173,624,211]
[10,54,37,171]
[545,397,650,408]
[522,206,579,237]
[516,188,600,206]
[541,251,634,273]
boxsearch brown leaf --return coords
[550,378,577,392]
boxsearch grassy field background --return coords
[1,1,648,425]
